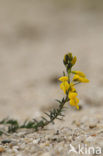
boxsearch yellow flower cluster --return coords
[59,76,79,109]
[59,53,89,110]
[69,92,79,110]
[59,76,69,94]
[72,71,89,83]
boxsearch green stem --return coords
[0,96,69,134]
[29,95,69,131]
[43,96,69,127]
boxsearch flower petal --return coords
[73,75,89,83]
[72,71,85,77]
[59,76,68,81]
[69,92,78,99]
[60,81,69,94]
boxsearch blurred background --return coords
[0,0,103,121]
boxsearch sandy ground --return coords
[0,0,103,155]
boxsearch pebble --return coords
[41,152,50,156]
[13,149,19,153]
[33,138,40,144]
[17,154,22,156]
[12,146,19,153]
[19,143,25,150]
[0,146,5,152]
[89,124,97,129]
[9,141,17,148]
[85,136,94,142]
[40,143,46,148]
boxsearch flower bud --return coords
[63,54,69,65]
[68,53,73,61]
[71,56,77,66]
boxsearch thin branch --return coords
[0,96,69,134]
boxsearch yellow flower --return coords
[73,75,89,83]
[69,97,79,109]
[59,76,69,94]
[60,81,69,94]
[59,76,68,81]
[72,71,85,77]
[69,92,78,99]
[68,91,79,109]
[59,77,77,94]
[72,70,89,83]
[69,83,76,92]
